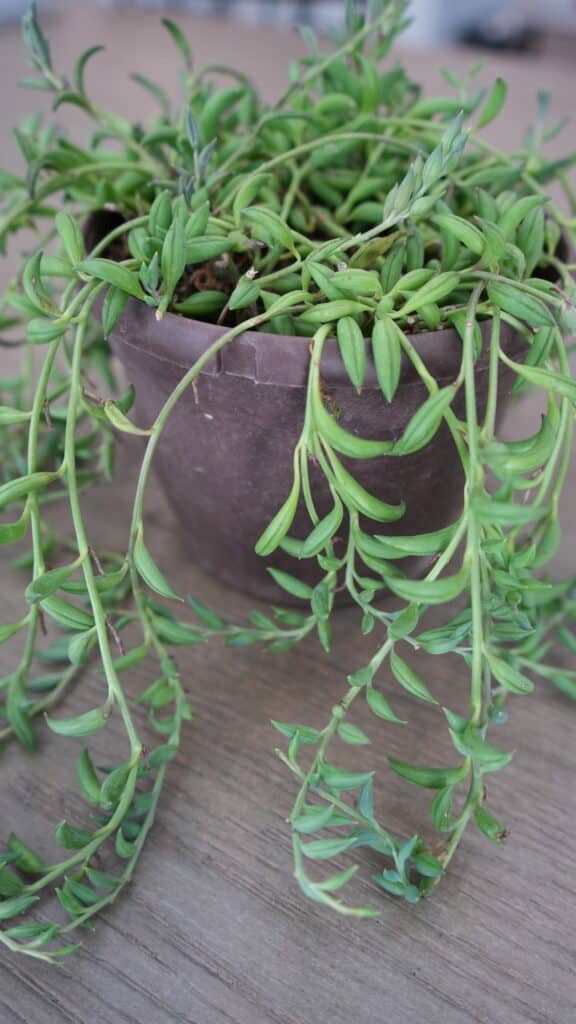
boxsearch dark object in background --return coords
[460,24,539,53]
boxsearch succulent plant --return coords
[0,0,575,959]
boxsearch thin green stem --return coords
[64,291,142,755]
[482,309,501,440]
[462,284,485,726]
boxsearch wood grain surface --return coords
[1,7,575,1023]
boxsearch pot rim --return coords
[112,298,522,390]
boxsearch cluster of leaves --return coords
[0,0,576,953]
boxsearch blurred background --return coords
[0,1,575,53]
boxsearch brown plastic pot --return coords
[108,301,526,603]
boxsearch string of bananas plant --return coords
[0,0,575,959]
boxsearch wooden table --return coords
[1,7,575,1022]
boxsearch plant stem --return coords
[64,291,142,756]
[462,284,485,726]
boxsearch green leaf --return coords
[0,869,24,898]
[77,259,145,300]
[474,805,508,842]
[185,236,235,265]
[63,563,128,597]
[173,290,226,317]
[228,276,260,311]
[67,628,96,667]
[7,834,45,876]
[337,722,371,745]
[41,595,94,631]
[0,895,39,920]
[161,217,186,299]
[373,873,406,898]
[0,509,32,548]
[102,286,130,338]
[534,518,562,567]
[361,522,458,560]
[55,211,84,265]
[389,603,420,639]
[130,73,170,115]
[0,405,32,425]
[199,87,244,143]
[46,706,109,737]
[148,743,178,769]
[388,757,468,789]
[64,878,100,907]
[337,317,366,390]
[390,651,437,704]
[162,17,193,70]
[0,471,58,510]
[331,454,405,522]
[476,77,508,129]
[85,868,121,892]
[272,721,321,744]
[4,922,57,942]
[347,666,374,688]
[26,318,69,345]
[396,272,459,317]
[314,866,359,893]
[22,2,52,72]
[312,384,393,458]
[372,316,402,402]
[331,269,381,296]
[292,805,335,834]
[366,686,406,724]
[103,401,152,436]
[25,561,79,604]
[0,621,26,645]
[54,821,94,851]
[77,749,101,803]
[311,581,331,621]
[154,619,203,645]
[255,473,300,557]
[487,653,534,694]
[100,764,130,809]
[443,708,468,733]
[74,44,105,95]
[148,190,173,237]
[299,500,343,559]
[301,836,357,860]
[488,283,555,327]
[242,206,295,252]
[450,724,512,770]
[186,596,225,630]
[267,568,313,600]
[6,681,35,749]
[412,851,444,878]
[473,496,548,527]
[133,529,181,601]
[434,214,484,255]
[498,195,546,241]
[52,91,94,114]
[231,175,271,227]
[518,206,545,275]
[393,386,456,455]
[503,358,576,407]
[430,786,455,831]
[224,631,259,648]
[300,299,369,324]
[385,567,468,605]
[321,764,374,791]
